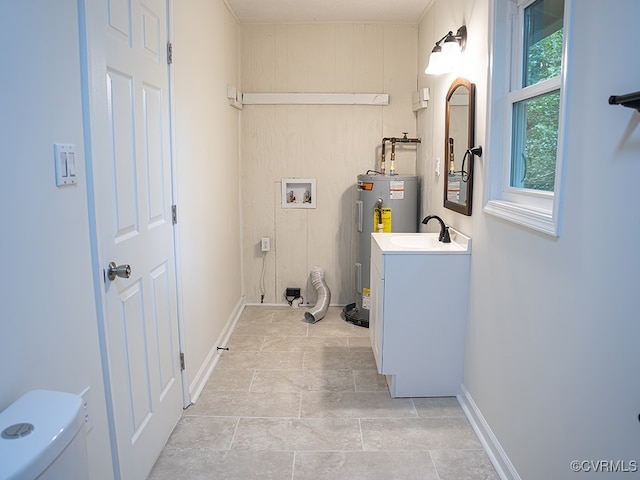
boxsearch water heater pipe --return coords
[375,198,384,233]
[304,266,331,324]
[390,138,397,175]
[380,133,421,175]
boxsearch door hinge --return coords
[172,204,177,224]
[167,42,173,65]
[180,352,185,371]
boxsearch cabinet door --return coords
[370,258,384,371]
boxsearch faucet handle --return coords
[441,226,451,243]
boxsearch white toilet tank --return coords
[0,390,89,480]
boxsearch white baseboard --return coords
[244,302,345,307]
[457,384,521,480]
[187,297,245,404]
[244,302,299,307]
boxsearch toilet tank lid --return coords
[0,390,84,480]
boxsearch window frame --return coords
[483,0,573,236]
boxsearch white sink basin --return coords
[372,230,471,254]
[389,235,441,249]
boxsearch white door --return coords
[80,0,183,478]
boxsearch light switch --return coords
[60,152,68,177]
[67,152,76,177]
[54,143,78,186]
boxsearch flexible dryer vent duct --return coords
[304,266,331,324]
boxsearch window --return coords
[510,90,560,192]
[484,0,571,236]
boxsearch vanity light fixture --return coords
[425,26,467,75]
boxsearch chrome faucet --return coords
[422,215,451,243]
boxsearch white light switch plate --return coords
[54,143,78,186]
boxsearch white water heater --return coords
[353,173,418,323]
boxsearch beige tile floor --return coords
[148,306,499,480]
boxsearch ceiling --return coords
[224,0,432,24]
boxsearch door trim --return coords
[77,1,122,475]
[165,0,191,408]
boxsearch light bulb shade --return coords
[425,50,450,75]
[441,36,460,56]
[425,25,467,76]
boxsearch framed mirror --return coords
[444,78,475,215]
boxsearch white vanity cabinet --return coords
[370,232,471,397]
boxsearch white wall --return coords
[0,2,114,478]
[173,0,243,396]
[421,0,640,478]
[0,1,244,477]
[417,0,486,232]
[240,23,418,305]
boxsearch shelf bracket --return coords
[242,93,389,106]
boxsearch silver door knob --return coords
[107,262,131,281]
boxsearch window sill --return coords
[483,199,559,237]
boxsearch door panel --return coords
[150,261,179,397]
[119,281,152,434]
[108,12,130,41]
[143,85,166,225]
[81,0,182,477]
[107,69,139,238]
